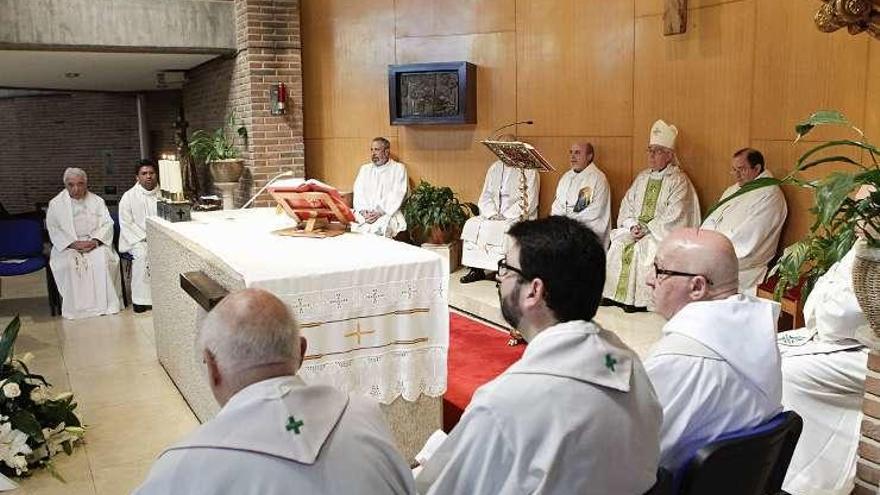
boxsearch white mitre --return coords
[649,119,678,149]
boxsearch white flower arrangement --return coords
[0,317,84,480]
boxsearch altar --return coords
[146,208,448,460]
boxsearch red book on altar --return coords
[268,179,355,237]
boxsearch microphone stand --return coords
[241,171,295,209]
[488,120,534,140]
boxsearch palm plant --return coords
[707,110,880,298]
[188,113,248,163]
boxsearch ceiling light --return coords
[64,72,80,78]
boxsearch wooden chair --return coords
[756,275,805,331]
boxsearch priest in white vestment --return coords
[550,142,611,248]
[351,137,408,238]
[702,148,787,295]
[135,289,415,495]
[459,135,540,283]
[777,245,870,495]
[603,120,701,312]
[416,217,662,494]
[46,168,121,320]
[118,159,159,312]
[644,228,783,473]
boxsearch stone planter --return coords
[853,239,880,337]
[209,158,244,184]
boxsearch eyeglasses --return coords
[646,147,669,155]
[497,259,528,280]
[653,263,713,285]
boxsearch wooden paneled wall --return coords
[302,0,879,248]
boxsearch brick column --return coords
[235,0,305,207]
[856,351,880,494]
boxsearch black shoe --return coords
[133,304,152,314]
[600,297,616,307]
[459,268,486,284]
[622,305,648,314]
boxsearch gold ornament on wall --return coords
[813,0,880,39]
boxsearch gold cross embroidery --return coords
[344,322,375,345]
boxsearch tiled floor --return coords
[0,268,664,494]
[0,273,198,495]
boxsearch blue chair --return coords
[0,219,60,315]
[677,411,803,495]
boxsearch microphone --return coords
[240,171,295,209]
[489,120,534,140]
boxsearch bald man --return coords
[643,228,783,473]
[550,142,611,248]
[135,289,415,494]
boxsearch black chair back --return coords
[678,411,803,495]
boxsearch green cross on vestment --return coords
[286,416,304,434]
[605,354,617,372]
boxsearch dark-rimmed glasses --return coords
[497,259,528,280]
[653,262,713,286]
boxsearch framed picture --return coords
[388,62,477,125]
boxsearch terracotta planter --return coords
[209,159,244,184]
[853,239,880,337]
[426,226,455,245]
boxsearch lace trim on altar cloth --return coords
[298,346,447,404]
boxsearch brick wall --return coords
[0,91,181,215]
[182,0,304,207]
[857,351,880,494]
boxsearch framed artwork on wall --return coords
[388,62,477,125]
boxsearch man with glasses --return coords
[643,228,783,473]
[603,119,701,312]
[416,216,662,494]
[701,148,787,294]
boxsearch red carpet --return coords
[444,312,525,432]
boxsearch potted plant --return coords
[403,180,472,245]
[189,114,249,184]
[708,110,880,332]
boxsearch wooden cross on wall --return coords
[664,0,687,35]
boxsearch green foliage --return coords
[403,180,471,242]
[707,110,880,299]
[188,113,249,163]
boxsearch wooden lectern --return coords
[480,140,555,220]
[268,179,356,238]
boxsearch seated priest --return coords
[135,288,415,494]
[644,228,783,474]
[416,216,662,494]
[351,137,408,237]
[603,119,701,312]
[118,159,159,313]
[550,141,611,248]
[459,134,540,283]
[46,167,122,320]
[701,148,787,294]
[778,245,870,494]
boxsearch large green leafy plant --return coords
[188,113,248,163]
[0,316,84,480]
[403,180,471,244]
[708,110,880,298]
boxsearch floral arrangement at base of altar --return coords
[0,316,84,482]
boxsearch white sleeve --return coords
[477,163,499,217]
[618,176,641,230]
[352,166,368,212]
[46,200,75,250]
[550,173,567,216]
[417,406,523,495]
[92,197,115,246]
[118,191,145,252]
[377,163,408,216]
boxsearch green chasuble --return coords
[613,178,663,301]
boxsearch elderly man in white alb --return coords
[351,137,408,237]
[644,228,783,473]
[778,243,870,495]
[550,142,611,248]
[603,119,701,312]
[118,159,159,313]
[416,216,661,494]
[702,148,787,294]
[135,288,415,494]
[46,168,121,320]
[459,134,540,283]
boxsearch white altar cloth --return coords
[154,208,448,404]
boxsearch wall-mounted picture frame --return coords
[388,61,477,125]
